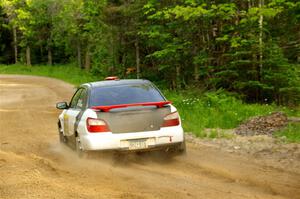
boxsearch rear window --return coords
[89,83,165,107]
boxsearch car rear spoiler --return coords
[91,101,171,112]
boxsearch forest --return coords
[0,0,299,105]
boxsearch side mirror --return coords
[56,102,68,109]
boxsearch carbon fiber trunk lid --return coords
[96,106,171,133]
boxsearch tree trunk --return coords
[259,0,264,80]
[194,65,199,82]
[258,0,264,102]
[13,26,18,63]
[176,65,181,89]
[248,0,251,8]
[77,43,82,68]
[135,39,140,79]
[84,48,91,71]
[193,47,199,81]
[40,46,43,61]
[110,25,116,71]
[47,48,52,65]
[26,46,31,66]
[297,47,300,63]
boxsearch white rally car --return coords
[56,77,185,157]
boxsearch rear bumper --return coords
[80,126,184,151]
[117,142,183,153]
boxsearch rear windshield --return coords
[89,83,165,107]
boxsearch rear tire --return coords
[75,136,88,158]
[178,140,187,155]
[165,141,187,158]
[58,123,66,143]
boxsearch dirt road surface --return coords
[0,75,299,199]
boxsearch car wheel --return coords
[58,125,66,143]
[75,136,88,158]
[165,141,187,158]
[177,140,187,155]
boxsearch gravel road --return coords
[0,75,299,199]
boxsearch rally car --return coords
[56,77,186,157]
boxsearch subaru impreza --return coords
[56,77,185,157]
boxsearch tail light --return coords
[86,117,110,133]
[162,112,180,127]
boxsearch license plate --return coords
[129,139,147,150]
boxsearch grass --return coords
[1,64,299,141]
[275,123,300,143]
[0,64,101,85]
[165,90,299,138]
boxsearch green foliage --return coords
[0,0,299,105]
[275,123,300,143]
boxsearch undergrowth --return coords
[275,123,300,143]
[165,90,299,139]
